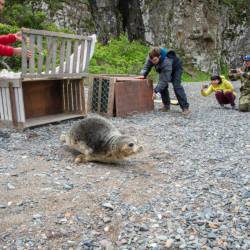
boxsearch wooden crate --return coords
[87,75,154,117]
[0,78,85,129]
[0,28,95,129]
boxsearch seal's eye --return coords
[128,143,134,148]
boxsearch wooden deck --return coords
[24,113,85,129]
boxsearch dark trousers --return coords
[215,91,235,106]
[160,69,189,110]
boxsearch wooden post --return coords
[8,82,18,126]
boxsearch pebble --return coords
[0,82,249,249]
[102,202,114,210]
[207,232,217,240]
[0,204,7,209]
[63,184,74,190]
[7,183,15,190]
[103,216,112,223]
[165,239,174,248]
[33,214,42,219]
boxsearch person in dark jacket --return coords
[137,47,190,115]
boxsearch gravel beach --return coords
[0,81,249,250]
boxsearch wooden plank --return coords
[22,73,88,80]
[107,77,115,116]
[24,114,85,129]
[72,80,78,112]
[83,39,92,72]
[79,79,85,114]
[9,82,18,126]
[45,37,53,74]
[0,79,21,88]
[14,88,21,122]
[22,28,92,41]
[87,76,93,113]
[70,80,74,111]
[37,35,43,74]
[66,80,71,112]
[79,40,85,73]
[72,40,79,73]
[62,80,66,112]
[51,38,58,74]
[5,87,12,120]
[74,80,79,112]
[2,88,8,120]
[65,40,72,73]
[17,86,25,123]
[59,39,66,73]
[0,120,24,129]
[29,35,35,74]
[21,33,28,75]
[0,88,5,120]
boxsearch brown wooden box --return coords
[0,78,85,129]
[87,75,154,117]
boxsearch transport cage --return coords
[87,75,154,117]
[0,28,96,129]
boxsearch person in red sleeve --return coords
[0,0,31,57]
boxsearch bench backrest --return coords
[21,28,95,79]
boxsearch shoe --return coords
[231,105,236,110]
[182,108,191,116]
[159,106,170,112]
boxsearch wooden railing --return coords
[21,28,95,80]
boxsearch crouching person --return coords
[201,75,236,109]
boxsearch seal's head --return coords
[114,135,143,158]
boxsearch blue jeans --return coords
[160,69,189,110]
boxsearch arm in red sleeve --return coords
[0,44,15,56]
[0,34,17,45]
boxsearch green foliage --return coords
[89,35,149,75]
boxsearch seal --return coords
[60,115,143,163]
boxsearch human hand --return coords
[152,92,156,100]
[201,84,208,90]
[14,32,22,42]
[13,48,32,58]
[236,68,243,75]
[135,75,145,79]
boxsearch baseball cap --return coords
[242,55,250,61]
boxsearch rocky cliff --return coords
[44,0,250,73]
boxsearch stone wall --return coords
[42,0,250,72]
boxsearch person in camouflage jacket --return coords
[237,55,250,112]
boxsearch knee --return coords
[215,91,223,97]
[173,83,183,90]
[224,91,233,97]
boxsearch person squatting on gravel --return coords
[201,75,236,109]
[0,0,31,58]
[137,47,191,115]
[236,55,250,112]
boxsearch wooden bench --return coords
[0,28,96,129]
